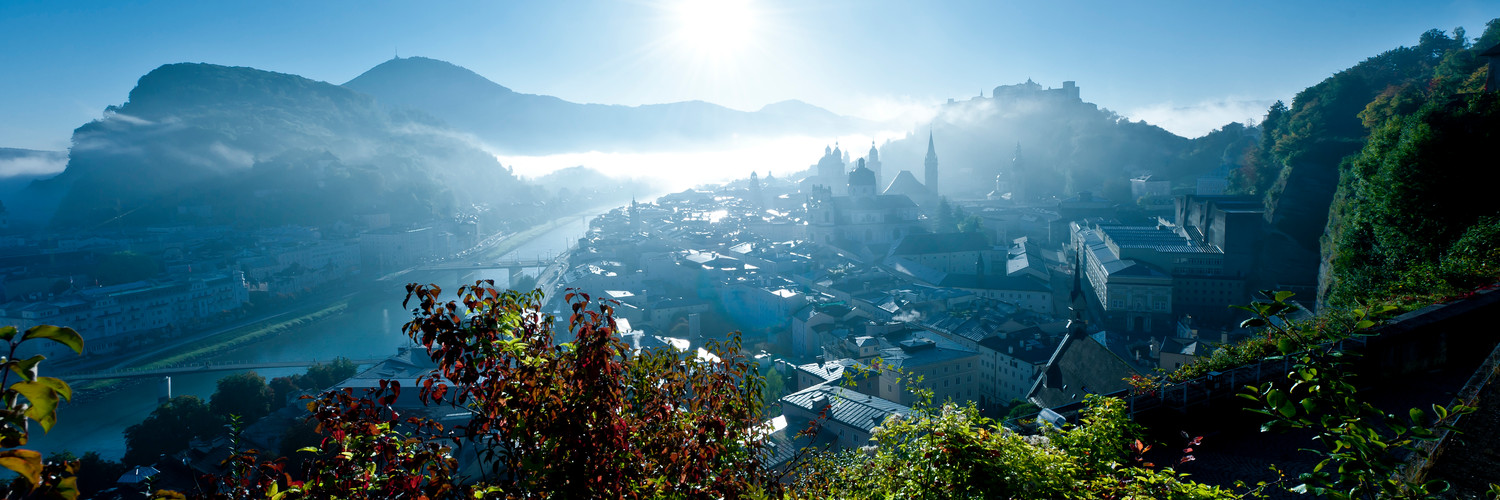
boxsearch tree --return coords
[90,251,160,286]
[268,376,300,411]
[210,371,274,423]
[192,283,780,498]
[300,357,357,391]
[762,365,787,416]
[508,272,539,292]
[123,395,219,467]
[957,214,984,234]
[44,451,126,498]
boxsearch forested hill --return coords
[343,56,873,155]
[873,89,1254,202]
[31,62,533,229]
[1227,20,1500,307]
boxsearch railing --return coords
[1393,339,1500,486]
[1007,335,1372,430]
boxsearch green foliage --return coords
[1002,399,1040,421]
[762,365,788,416]
[0,325,82,499]
[188,283,780,498]
[299,357,357,391]
[956,214,984,233]
[1325,92,1500,307]
[269,358,359,410]
[209,371,273,423]
[44,450,127,498]
[791,396,1238,499]
[1222,291,1475,498]
[90,251,161,286]
[1163,292,1375,382]
[123,395,219,467]
[507,272,539,292]
[1242,347,1473,498]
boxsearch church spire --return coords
[924,131,939,201]
[1067,252,1088,338]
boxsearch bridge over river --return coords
[58,358,386,381]
[414,257,555,272]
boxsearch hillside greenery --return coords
[1317,21,1500,307]
[1225,19,1500,306]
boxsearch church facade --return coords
[808,158,923,248]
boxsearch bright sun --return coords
[672,0,757,58]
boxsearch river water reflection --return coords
[33,212,601,461]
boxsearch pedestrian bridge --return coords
[413,257,555,272]
[58,358,387,381]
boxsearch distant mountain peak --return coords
[346,56,514,94]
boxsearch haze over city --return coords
[2,0,1494,186]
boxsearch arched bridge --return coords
[58,358,387,381]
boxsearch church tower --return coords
[1010,143,1025,202]
[748,171,764,208]
[924,132,940,202]
[866,141,883,189]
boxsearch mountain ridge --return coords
[32,62,532,228]
[342,56,874,154]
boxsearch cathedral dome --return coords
[848,164,876,187]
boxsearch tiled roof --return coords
[882,170,928,198]
[938,274,1049,292]
[1027,333,1140,409]
[781,384,909,433]
[891,232,989,255]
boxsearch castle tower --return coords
[924,132,940,203]
[866,141,883,189]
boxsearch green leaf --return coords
[0,449,42,489]
[1274,291,1296,303]
[7,355,44,382]
[10,381,60,432]
[1409,408,1426,426]
[20,326,83,355]
[36,376,71,402]
[1241,318,1268,329]
[1278,337,1297,354]
[52,475,80,500]
[0,326,16,342]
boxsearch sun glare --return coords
[673,0,757,58]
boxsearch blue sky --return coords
[2,0,1496,151]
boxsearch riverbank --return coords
[70,296,353,395]
[65,209,600,393]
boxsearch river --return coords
[30,210,605,461]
